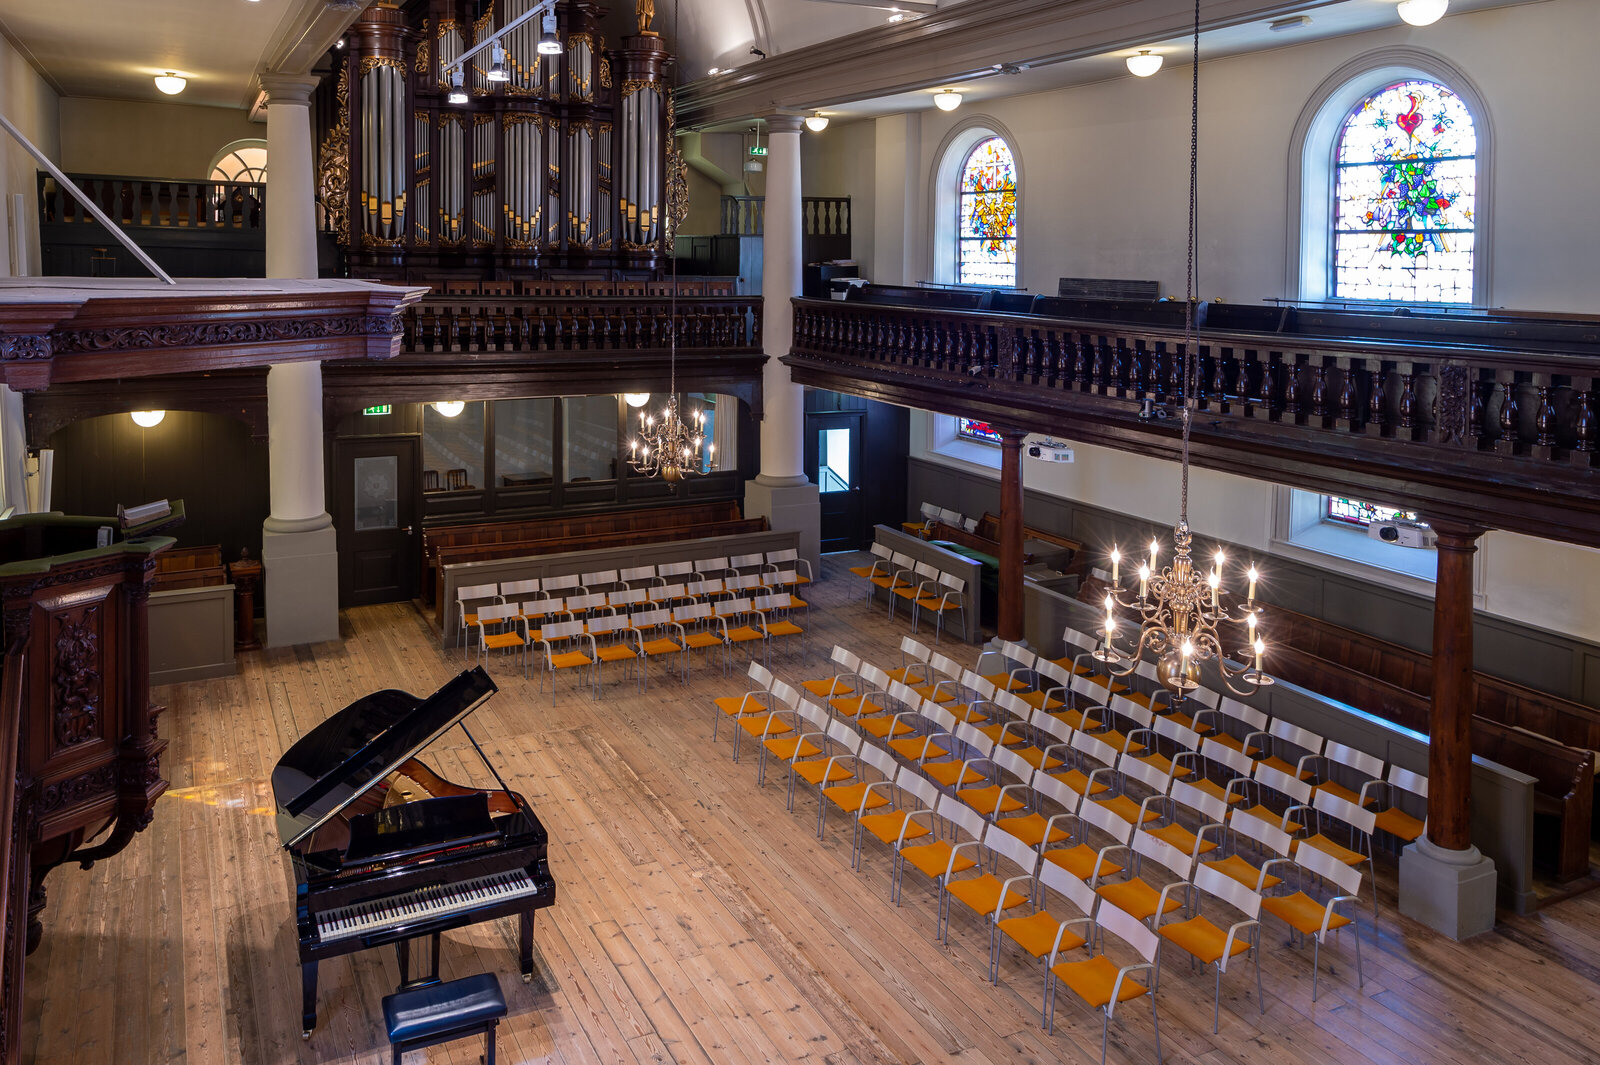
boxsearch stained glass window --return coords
[1325,497,1423,528]
[957,418,1001,444]
[957,137,1017,288]
[1333,79,1476,304]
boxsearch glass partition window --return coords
[819,427,851,494]
[494,398,555,486]
[422,401,485,491]
[565,396,618,481]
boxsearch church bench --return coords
[1475,719,1595,884]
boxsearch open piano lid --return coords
[272,667,499,851]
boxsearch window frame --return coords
[207,139,268,184]
[954,137,1018,290]
[1285,48,1493,308]
[929,120,1024,289]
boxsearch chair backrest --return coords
[991,745,1033,782]
[1033,768,1082,814]
[857,661,891,691]
[721,597,752,615]
[1153,715,1201,752]
[937,507,962,524]
[923,700,959,735]
[1040,857,1099,917]
[747,660,774,687]
[1097,901,1161,964]
[1118,753,1171,794]
[912,560,940,583]
[767,547,799,565]
[1108,693,1152,730]
[858,740,898,779]
[1215,695,1268,733]
[523,598,560,619]
[673,603,711,623]
[1169,778,1228,826]
[581,569,619,588]
[1194,863,1261,919]
[729,573,763,591]
[458,581,500,602]
[939,572,965,594]
[588,614,627,635]
[658,560,694,579]
[1078,793,1134,844]
[899,636,930,663]
[689,578,724,597]
[610,587,647,607]
[753,594,781,612]
[828,644,858,671]
[770,679,801,709]
[631,608,669,628]
[500,578,541,598]
[1313,788,1376,835]
[793,697,830,730]
[1387,763,1428,799]
[1034,656,1070,691]
[992,689,1031,721]
[1035,711,1073,746]
[896,765,940,809]
[826,717,865,755]
[770,569,799,586]
[568,592,607,612]
[961,669,996,700]
[1323,740,1384,783]
[987,824,1039,875]
[1297,839,1364,897]
[730,552,765,569]
[696,556,730,574]
[1200,736,1256,779]
[1071,729,1118,770]
[953,720,993,755]
[545,573,581,593]
[920,502,941,520]
[1061,626,1095,655]
[886,679,921,711]
[619,564,656,583]
[869,541,892,560]
[543,619,585,641]
[1131,825,1194,880]
[1229,806,1292,857]
[890,551,914,570]
[1252,760,1313,805]
[1268,718,1325,758]
[1000,639,1034,668]
[1184,687,1221,709]
[478,603,518,624]
[939,793,988,842]
[929,651,963,681]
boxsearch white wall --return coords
[909,410,1600,645]
[869,0,1599,312]
[0,31,60,277]
[800,117,875,273]
[58,98,261,180]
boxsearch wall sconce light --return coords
[1126,50,1163,77]
[933,89,962,111]
[130,410,166,428]
[433,401,465,418]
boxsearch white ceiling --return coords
[0,0,318,110]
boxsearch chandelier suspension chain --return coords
[1180,0,1199,524]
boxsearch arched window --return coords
[1332,79,1475,303]
[209,140,268,184]
[955,137,1017,288]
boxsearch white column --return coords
[0,385,28,514]
[259,72,339,645]
[745,114,821,574]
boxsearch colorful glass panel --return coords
[1334,79,1476,304]
[1325,497,1423,528]
[958,137,1017,288]
[957,418,1002,444]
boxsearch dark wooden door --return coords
[804,411,865,552]
[334,435,421,606]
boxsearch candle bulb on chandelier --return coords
[1208,570,1220,609]
[1109,547,1121,585]
[1103,616,1116,653]
[1149,538,1159,571]
[1253,637,1265,670]
[1138,564,1150,600]
[1247,565,1258,602]
[1247,610,1257,641]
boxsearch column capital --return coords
[258,72,323,106]
[1428,519,1487,551]
[996,428,1028,446]
[764,114,806,135]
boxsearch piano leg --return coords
[301,961,318,1038]
[519,911,535,982]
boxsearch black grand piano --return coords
[272,667,554,1037]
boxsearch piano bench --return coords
[382,972,507,1065]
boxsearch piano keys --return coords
[271,667,556,1037]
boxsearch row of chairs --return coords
[848,543,968,641]
[708,639,1373,1061]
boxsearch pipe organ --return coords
[322,0,672,279]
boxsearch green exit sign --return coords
[362,404,392,416]
[748,145,767,157]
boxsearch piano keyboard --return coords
[315,870,537,942]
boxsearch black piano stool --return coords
[382,972,507,1065]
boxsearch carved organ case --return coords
[325,0,671,279]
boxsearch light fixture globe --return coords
[130,410,166,428]
[932,90,962,111]
[805,113,829,132]
[432,400,465,418]
[1396,0,1448,26]
[623,393,651,408]
[1126,50,1163,77]
[154,72,187,95]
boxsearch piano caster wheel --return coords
[522,973,533,984]
[302,1031,312,1040]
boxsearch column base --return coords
[745,479,820,578]
[262,522,340,647]
[1399,837,1498,940]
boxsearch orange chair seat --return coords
[595,645,637,663]
[1159,914,1251,966]
[482,632,524,651]
[1051,708,1101,732]
[1130,750,1177,777]
[1000,909,1086,959]
[995,811,1069,848]
[830,694,884,718]
[871,575,911,589]
[859,715,915,740]
[885,665,924,684]
[1017,690,1066,712]
[739,716,791,739]
[801,678,854,697]
[1374,806,1425,842]
[1207,732,1257,756]
[1162,707,1214,735]
[1258,755,1315,781]
[946,702,991,724]
[1262,891,1350,936]
[1292,833,1366,866]
[893,584,922,601]
[793,761,853,787]
[847,564,880,578]
[1202,854,1282,893]
[1043,845,1123,883]
[1310,780,1362,805]
[683,632,724,651]
[900,839,978,880]
[1143,822,1218,856]
[1095,878,1181,922]
[858,811,932,846]
[910,683,956,703]
[980,671,1028,692]
[1050,953,1148,1009]
[725,626,765,644]
[924,761,985,789]
[889,736,947,762]
[714,694,766,718]
[1241,804,1302,834]
[957,784,1026,817]
[1092,794,1159,826]
[915,596,961,612]
[1192,777,1245,806]
[975,721,1017,745]
[824,782,891,814]
[1049,768,1110,797]
[947,874,1028,918]
[1012,745,1066,771]
[765,621,804,637]
[764,736,820,761]
[547,650,592,669]
[639,637,682,656]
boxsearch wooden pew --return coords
[923,512,1081,569]
[423,501,746,609]
[153,545,226,590]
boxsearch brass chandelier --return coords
[1095,0,1270,698]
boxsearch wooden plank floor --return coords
[19,555,1600,1065]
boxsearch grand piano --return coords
[272,667,554,1037]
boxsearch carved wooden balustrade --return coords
[400,295,763,355]
[38,172,266,232]
[786,296,1600,546]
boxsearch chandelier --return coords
[1095,0,1270,699]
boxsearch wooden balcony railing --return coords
[400,295,763,354]
[38,172,266,232]
[787,296,1600,546]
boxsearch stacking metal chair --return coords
[1044,902,1164,1064]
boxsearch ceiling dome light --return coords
[538,14,562,55]
[805,112,829,132]
[932,89,962,111]
[1396,0,1448,26]
[433,400,465,418]
[624,393,651,408]
[154,72,187,95]
[130,410,166,428]
[707,66,720,76]
[1126,50,1163,77]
